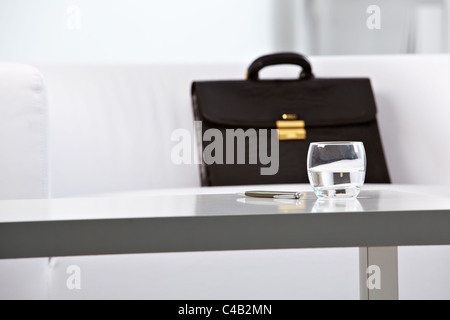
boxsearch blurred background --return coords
[0,0,449,64]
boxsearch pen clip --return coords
[274,194,300,199]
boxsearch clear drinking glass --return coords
[307,141,366,199]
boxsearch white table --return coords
[1,184,450,300]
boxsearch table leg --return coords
[359,247,399,300]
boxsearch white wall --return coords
[0,0,276,64]
[446,0,450,51]
[301,0,449,55]
[1,0,449,63]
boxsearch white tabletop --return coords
[1,184,450,259]
[1,183,450,223]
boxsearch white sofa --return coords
[1,55,450,299]
[38,56,450,197]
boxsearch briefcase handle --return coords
[247,52,314,81]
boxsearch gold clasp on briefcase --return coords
[276,114,306,140]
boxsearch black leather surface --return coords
[193,78,377,127]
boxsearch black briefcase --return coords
[191,52,391,186]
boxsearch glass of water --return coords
[307,141,366,199]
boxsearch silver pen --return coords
[244,191,303,199]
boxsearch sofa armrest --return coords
[0,63,49,200]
